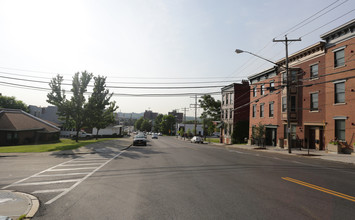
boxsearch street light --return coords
[235,48,293,153]
[235,49,279,66]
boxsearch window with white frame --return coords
[282,96,287,112]
[269,102,274,117]
[334,82,345,104]
[260,84,265,95]
[310,64,318,79]
[252,104,257,118]
[230,109,233,119]
[270,81,275,93]
[334,49,345,67]
[226,93,229,105]
[260,103,264,117]
[253,87,257,97]
[335,119,345,141]
[310,93,318,111]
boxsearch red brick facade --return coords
[246,19,355,151]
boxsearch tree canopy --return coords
[0,95,29,112]
[47,71,117,142]
[198,94,221,120]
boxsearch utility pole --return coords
[181,107,189,140]
[190,94,200,136]
[273,35,301,154]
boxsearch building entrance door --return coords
[309,128,316,149]
[265,128,277,146]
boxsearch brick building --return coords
[246,19,355,151]
[248,67,281,146]
[321,19,355,150]
[220,81,250,144]
[277,42,326,149]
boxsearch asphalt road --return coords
[2,137,355,219]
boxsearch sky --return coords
[0,0,354,117]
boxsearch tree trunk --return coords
[75,129,79,143]
[96,129,100,140]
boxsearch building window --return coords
[260,104,264,117]
[253,87,257,97]
[334,49,345,67]
[222,95,225,105]
[252,104,257,118]
[282,97,287,112]
[270,81,275,93]
[334,82,345,104]
[310,93,318,111]
[282,73,287,84]
[269,102,274,117]
[291,70,297,81]
[226,94,229,105]
[291,96,296,112]
[310,64,318,79]
[230,109,233,119]
[260,84,265,95]
[335,119,345,141]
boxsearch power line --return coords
[0,71,246,85]
[300,9,355,38]
[0,81,221,97]
[280,0,348,36]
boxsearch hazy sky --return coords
[0,0,353,117]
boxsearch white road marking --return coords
[45,150,126,205]
[13,179,81,186]
[58,163,104,167]
[1,158,77,189]
[32,188,67,194]
[34,172,91,178]
[47,167,98,172]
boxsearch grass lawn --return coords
[206,138,220,143]
[0,138,117,153]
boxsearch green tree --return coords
[251,122,265,147]
[141,119,152,132]
[161,115,176,135]
[47,71,93,142]
[198,95,221,120]
[86,76,118,139]
[0,95,29,112]
[135,117,144,131]
[153,114,163,132]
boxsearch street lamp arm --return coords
[235,49,280,66]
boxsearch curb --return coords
[16,192,39,219]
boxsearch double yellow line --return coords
[282,177,355,202]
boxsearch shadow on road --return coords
[115,145,166,160]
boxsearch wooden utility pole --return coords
[273,35,301,154]
[181,107,189,140]
[190,94,200,136]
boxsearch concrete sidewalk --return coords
[0,190,38,220]
[208,141,355,165]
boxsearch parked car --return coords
[152,133,158,139]
[191,136,203,144]
[158,132,162,136]
[133,134,147,146]
[72,131,92,139]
